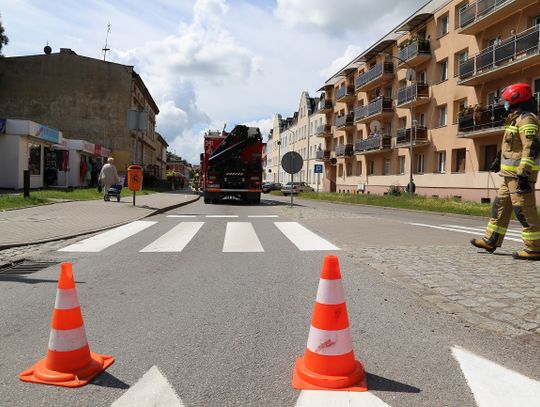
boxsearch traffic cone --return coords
[292,255,367,391]
[19,262,114,387]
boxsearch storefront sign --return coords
[82,141,94,154]
[65,139,95,154]
[94,144,102,156]
[35,125,60,144]
[101,147,112,158]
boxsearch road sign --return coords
[282,152,303,174]
[314,164,323,173]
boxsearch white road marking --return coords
[166,215,198,218]
[248,215,279,218]
[407,223,521,242]
[441,224,521,237]
[452,346,540,407]
[58,221,157,252]
[111,365,185,407]
[206,215,239,218]
[140,222,204,252]
[295,390,391,406]
[223,222,264,252]
[275,222,340,251]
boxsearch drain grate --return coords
[0,260,59,275]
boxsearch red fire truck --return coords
[201,125,263,204]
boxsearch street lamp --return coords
[379,52,417,193]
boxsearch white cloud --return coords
[241,117,273,139]
[320,44,363,78]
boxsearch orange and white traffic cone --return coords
[19,262,114,387]
[292,255,367,392]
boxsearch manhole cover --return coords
[0,260,59,275]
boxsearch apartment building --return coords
[317,0,540,201]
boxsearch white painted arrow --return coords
[295,390,392,406]
[111,365,185,407]
[453,346,540,407]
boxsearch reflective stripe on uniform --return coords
[487,223,507,235]
[505,125,519,132]
[519,124,539,132]
[522,231,540,241]
[519,158,540,170]
[501,158,520,172]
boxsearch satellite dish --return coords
[406,68,416,82]
[369,120,382,133]
[330,157,337,166]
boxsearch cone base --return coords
[292,356,368,392]
[19,352,114,388]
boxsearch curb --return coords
[0,195,200,250]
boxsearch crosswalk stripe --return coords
[166,215,198,218]
[441,224,521,237]
[248,215,279,218]
[59,221,157,252]
[223,222,264,252]
[206,215,239,218]
[407,223,521,242]
[275,222,340,251]
[140,222,204,252]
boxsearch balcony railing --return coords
[396,83,429,106]
[318,98,333,112]
[354,97,393,122]
[336,113,355,129]
[458,0,509,29]
[354,134,391,153]
[316,150,331,160]
[457,105,507,134]
[336,144,354,157]
[398,39,430,64]
[396,126,428,145]
[355,62,394,91]
[458,25,540,81]
[336,85,355,101]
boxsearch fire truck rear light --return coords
[250,176,259,180]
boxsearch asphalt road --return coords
[1,195,539,406]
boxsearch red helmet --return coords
[501,83,532,106]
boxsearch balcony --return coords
[316,149,331,161]
[397,39,431,67]
[336,144,354,157]
[395,126,429,147]
[336,113,355,130]
[354,97,393,124]
[458,0,530,35]
[457,105,507,138]
[354,134,392,154]
[315,124,332,137]
[458,25,540,86]
[318,98,333,113]
[355,62,394,93]
[336,85,356,103]
[396,83,430,107]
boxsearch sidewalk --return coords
[0,189,200,249]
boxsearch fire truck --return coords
[201,125,263,204]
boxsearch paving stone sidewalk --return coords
[0,190,199,249]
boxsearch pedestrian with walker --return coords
[99,157,119,202]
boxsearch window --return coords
[400,117,407,129]
[399,156,406,175]
[533,78,540,95]
[439,59,448,82]
[346,162,353,177]
[418,113,426,127]
[454,148,466,172]
[355,161,362,176]
[437,151,446,173]
[338,164,343,178]
[483,145,498,171]
[438,14,449,37]
[416,154,425,174]
[28,143,41,175]
[383,159,391,175]
[368,160,375,175]
[455,50,468,74]
[438,104,448,127]
[418,71,427,84]
[533,15,540,27]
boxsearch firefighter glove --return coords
[489,151,501,173]
[516,173,532,194]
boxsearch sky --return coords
[1,0,427,163]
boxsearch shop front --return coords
[0,119,63,189]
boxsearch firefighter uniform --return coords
[481,111,540,254]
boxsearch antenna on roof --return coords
[102,22,111,61]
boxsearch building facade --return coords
[317,0,540,201]
[0,48,160,176]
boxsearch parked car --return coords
[281,182,315,195]
[262,182,281,193]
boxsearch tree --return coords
[0,15,8,56]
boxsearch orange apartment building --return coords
[316,0,540,202]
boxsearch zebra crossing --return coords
[58,220,340,253]
[407,222,522,242]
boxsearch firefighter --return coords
[471,83,540,260]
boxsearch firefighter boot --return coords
[470,238,496,253]
[512,249,540,260]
